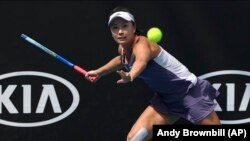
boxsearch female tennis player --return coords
[85,6,221,141]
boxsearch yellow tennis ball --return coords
[147,27,163,43]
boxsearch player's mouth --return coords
[117,37,126,40]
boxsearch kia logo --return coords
[199,70,250,124]
[0,71,80,127]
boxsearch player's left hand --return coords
[116,70,132,84]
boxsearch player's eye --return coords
[122,24,128,28]
[110,25,118,30]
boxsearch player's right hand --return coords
[85,70,100,83]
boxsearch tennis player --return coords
[85,6,221,141]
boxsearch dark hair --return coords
[109,6,141,35]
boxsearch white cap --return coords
[108,11,135,25]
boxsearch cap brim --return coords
[108,11,135,25]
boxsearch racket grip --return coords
[73,65,96,80]
[74,65,87,75]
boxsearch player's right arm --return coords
[85,46,123,82]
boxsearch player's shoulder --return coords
[132,36,152,55]
[135,35,151,47]
[138,35,149,43]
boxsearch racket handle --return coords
[74,65,87,75]
[73,65,96,80]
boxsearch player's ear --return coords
[133,23,136,34]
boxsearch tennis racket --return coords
[21,34,95,80]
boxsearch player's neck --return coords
[121,35,138,52]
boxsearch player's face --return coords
[109,18,136,46]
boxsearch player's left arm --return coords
[117,39,152,83]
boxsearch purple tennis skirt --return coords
[150,79,220,123]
